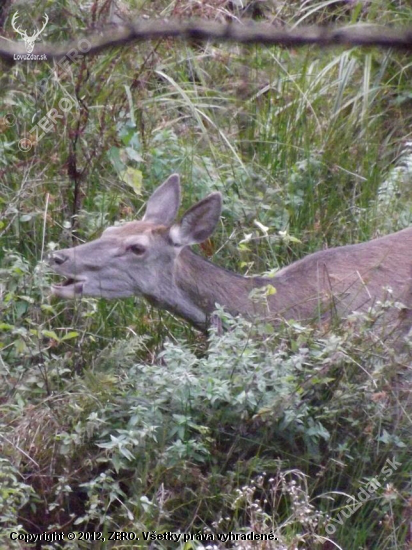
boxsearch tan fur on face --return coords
[102,221,164,239]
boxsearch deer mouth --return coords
[51,277,85,299]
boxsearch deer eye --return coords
[128,243,146,255]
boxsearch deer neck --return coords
[157,247,271,329]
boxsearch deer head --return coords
[12,12,49,54]
[49,175,223,325]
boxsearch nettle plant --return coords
[88,304,404,472]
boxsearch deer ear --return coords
[170,192,222,246]
[143,174,181,225]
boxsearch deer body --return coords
[49,175,412,332]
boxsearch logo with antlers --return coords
[11,12,49,54]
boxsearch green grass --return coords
[1,0,412,548]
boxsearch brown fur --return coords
[49,174,412,339]
[175,227,412,333]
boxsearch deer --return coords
[49,174,412,336]
[11,12,49,54]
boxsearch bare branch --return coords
[2,19,412,61]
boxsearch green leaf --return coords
[107,146,126,173]
[119,167,143,195]
[125,147,143,163]
[61,331,79,341]
[41,329,60,341]
[41,304,56,313]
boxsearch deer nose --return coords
[49,252,68,265]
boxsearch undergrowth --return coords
[1,0,412,548]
